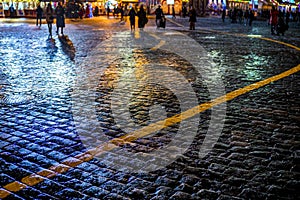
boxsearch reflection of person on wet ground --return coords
[55,2,66,35]
[36,4,43,27]
[46,3,54,38]
[137,5,147,30]
[128,7,136,31]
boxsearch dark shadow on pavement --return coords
[46,38,58,62]
[58,35,76,61]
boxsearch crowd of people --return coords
[33,2,66,38]
[226,8,255,26]
[269,6,289,36]
[8,2,297,38]
[221,6,295,36]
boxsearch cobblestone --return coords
[0,15,299,199]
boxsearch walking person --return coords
[222,8,226,22]
[106,5,110,18]
[189,7,196,30]
[249,9,254,26]
[285,11,290,30]
[128,7,136,31]
[55,2,66,35]
[182,5,187,18]
[137,5,147,30]
[78,4,84,19]
[120,5,124,21]
[46,3,54,38]
[155,5,163,28]
[277,14,286,36]
[270,6,279,34]
[244,9,249,26]
[231,7,238,23]
[238,9,243,24]
[172,5,176,19]
[36,4,43,27]
[9,4,14,17]
[85,3,90,18]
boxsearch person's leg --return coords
[47,23,50,36]
[49,23,52,37]
[61,27,63,35]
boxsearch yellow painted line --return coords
[2,27,300,198]
[150,40,165,51]
[94,64,300,147]
[0,189,11,199]
[165,19,299,52]
[149,33,166,51]
[259,37,300,51]
[167,18,185,28]
[37,169,57,178]
[2,66,300,196]
[149,33,161,40]
[21,174,44,186]
[196,28,300,51]
[49,164,71,174]
[62,157,84,167]
[4,181,27,192]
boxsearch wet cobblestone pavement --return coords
[0,16,300,199]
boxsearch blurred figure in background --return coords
[46,3,54,38]
[137,5,147,30]
[270,6,279,34]
[36,4,43,27]
[55,2,66,35]
[189,7,196,30]
[128,7,136,30]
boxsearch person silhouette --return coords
[46,3,54,38]
[36,4,43,27]
[55,2,66,35]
